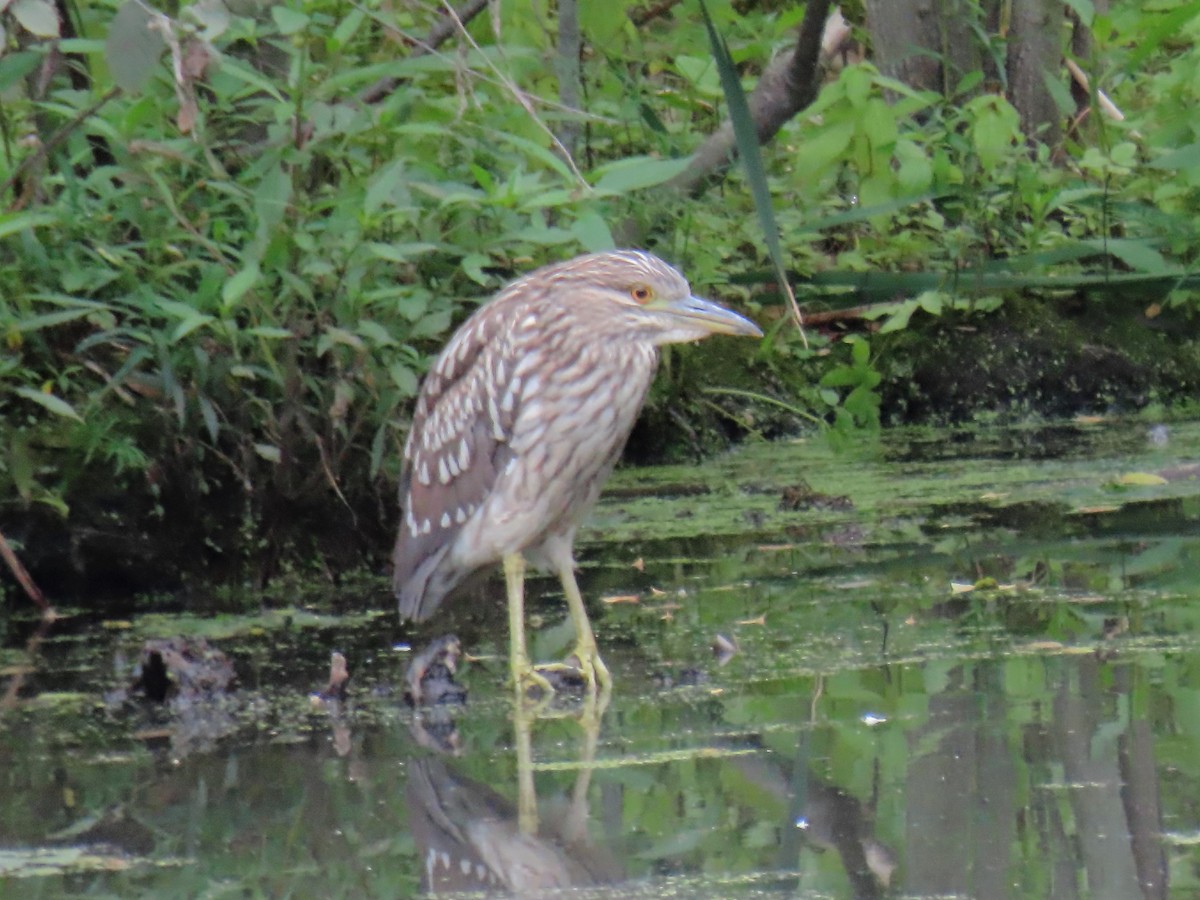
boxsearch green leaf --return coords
[365,242,440,263]
[184,0,231,41]
[170,314,215,343]
[1148,142,1200,171]
[247,326,296,339]
[216,57,286,102]
[253,164,292,252]
[14,386,82,422]
[198,395,220,443]
[1064,0,1093,25]
[571,211,615,252]
[0,51,40,93]
[461,253,492,286]
[1088,239,1169,274]
[254,443,282,463]
[331,8,365,47]
[271,6,309,35]
[390,362,419,396]
[592,156,691,194]
[222,264,261,306]
[0,211,55,241]
[699,0,791,322]
[104,0,163,92]
[10,0,59,37]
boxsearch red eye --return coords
[631,285,653,303]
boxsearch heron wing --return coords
[393,301,523,620]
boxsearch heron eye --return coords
[631,285,654,303]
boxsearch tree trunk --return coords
[1007,0,1063,145]
[864,0,987,96]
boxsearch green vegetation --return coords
[2,1,1200,590]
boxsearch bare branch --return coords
[359,0,490,105]
[667,0,835,195]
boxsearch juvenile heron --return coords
[393,250,762,694]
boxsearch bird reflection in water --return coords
[407,689,619,894]
[401,654,895,897]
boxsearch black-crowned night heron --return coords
[393,250,762,695]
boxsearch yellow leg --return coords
[513,699,538,834]
[505,552,554,700]
[557,561,612,698]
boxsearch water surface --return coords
[3,420,1199,898]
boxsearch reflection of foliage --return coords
[2,421,1200,890]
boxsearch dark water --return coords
[3,420,1199,897]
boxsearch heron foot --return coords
[563,642,611,695]
[512,659,558,703]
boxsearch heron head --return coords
[559,250,763,345]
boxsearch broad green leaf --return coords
[184,0,231,41]
[356,319,396,347]
[0,211,55,241]
[1064,0,1094,25]
[254,443,282,463]
[1088,239,1168,274]
[216,57,285,102]
[461,253,492,285]
[1148,142,1200,171]
[390,362,419,396]
[331,8,365,47]
[0,51,40,93]
[222,264,261,306]
[104,0,163,92]
[11,308,99,333]
[271,6,309,34]
[571,211,615,252]
[14,386,82,422]
[10,0,59,37]
[592,156,691,194]
[170,314,215,343]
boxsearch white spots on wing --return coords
[457,438,470,472]
[421,519,432,535]
[406,507,419,537]
[440,511,451,529]
[417,461,430,486]
[454,506,467,525]
[437,456,450,484]
[488,393,504,440]
[514,352,538,379]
